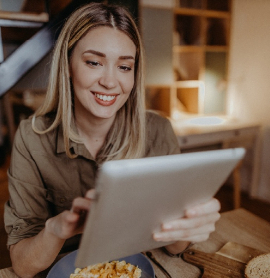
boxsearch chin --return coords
[93,111,117,120]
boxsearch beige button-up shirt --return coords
[4,111,180,251]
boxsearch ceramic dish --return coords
[47,250,155,278]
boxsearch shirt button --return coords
[60,197,66,203]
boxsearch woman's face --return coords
[69,26,136,122]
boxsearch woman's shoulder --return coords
[145,110,180,156]
[145,110,177,142]
[17,115,53,136]
[146,110,170,125]
[145,110,172,132]
[14,115,56,151]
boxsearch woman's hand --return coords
[10,189,96,278]
[45,189,96,240]
[153,198,221,254]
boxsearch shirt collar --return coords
[56,121,95,160]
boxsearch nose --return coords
[99,67,117,89]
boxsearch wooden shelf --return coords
[173,0,231,114]
[143,0,231,116]
[174,8,203,16]
[0,11,49,23]
[204,9,230,19]
[173,45,204,52]
[174,8,230,18]
[173,45,228,52]
[205,46,228,52]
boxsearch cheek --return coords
[72,68,95,89]
[122,74,135,95]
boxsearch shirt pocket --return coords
[46,187,74,215]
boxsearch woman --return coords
[4,3,220,277]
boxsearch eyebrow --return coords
[83,49,135,60]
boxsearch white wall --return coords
[227,0,270,201]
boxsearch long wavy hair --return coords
[32,2,146,162]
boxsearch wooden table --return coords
[1,208,270,278]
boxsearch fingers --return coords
[61,210,80,228]
[57,209,86,237]
[46,210,80,239]
[153,198,221,243]
[85,189,96,200]
[162,212,220,231]
[45,190,97,240]
[64,210,80,223]
[154,214,219,242]
[185,198,221,218]
[71,197,91,214]
[71,189,96,214]
[154,222,216,242]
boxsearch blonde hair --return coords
[32,2,146,162]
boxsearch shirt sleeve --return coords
[4,120,49,248]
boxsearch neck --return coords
[76,115,114,139]
[75,112,116,159]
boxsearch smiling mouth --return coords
[92,92,118,106]
[94,92,117,101]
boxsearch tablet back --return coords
[76,148,245,267]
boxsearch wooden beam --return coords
[0,11,49,23]
[0,0,102,97]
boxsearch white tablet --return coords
[75,148,245,267]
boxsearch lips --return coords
[92,92,118,106]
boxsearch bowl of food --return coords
[47,250,155,278]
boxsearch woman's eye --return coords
[86,61,101,67]
[119,65,132,72]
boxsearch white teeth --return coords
[95,93,116,101]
